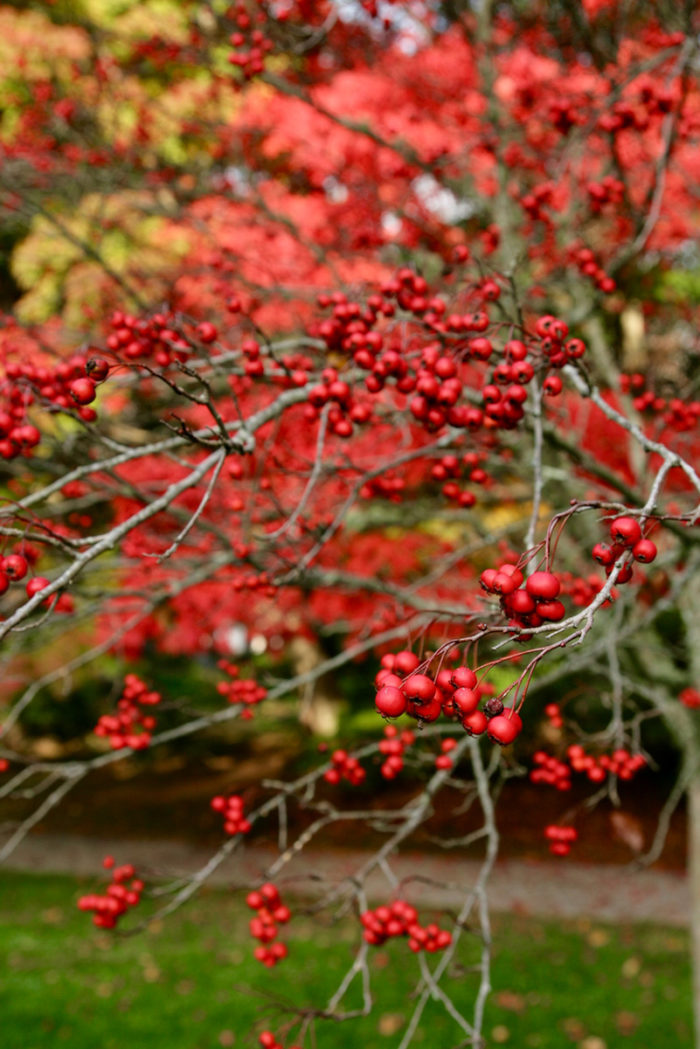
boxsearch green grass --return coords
[0,871,691,1048]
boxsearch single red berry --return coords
[543,374,563,396]
[526,571,561,600]
[632,538,657,563]
[610,516,642,547]
[26,577,50,598]
[592,542,614,566]
[462,710,488,735]
[2,554,28,580]
[537,599,566,621]
[491,571,518,595]
[196,322,218,343]
[404,674,436,704]
[69,377,97,405]
[394,650,420,674]
[375,685,406,718]
[410,693,442,722]
[86,358,110,382]
[452,687,480,715]
[487,713,522,745]
[451,666,477,690]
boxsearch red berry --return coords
[26,577,50,598]
[525,571,560,600]
[87,358,110,382]
[610,516,642,547]
[592,542,614,566]
[196,322,218,343]
[375,685,406,718]
[632,538,657,563]
[2,554,28,580]
[504,588,536,616]
[452,687,480,715]
[410,693,442,722]
[404,674,436,703]
[462,710,488,735]
[487,713,522,745]
[394,650,420,674]
[537,599,566,621]
[543,374,562,396]
[451,666,477,689]
[69,377,97,405]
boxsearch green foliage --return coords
[0,871,691,1049]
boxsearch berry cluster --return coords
[303,367,372,438]
[360,900,452,952]
[22,572,74,614]
[619,374,700,433]
[434,737,457,770]
[229,570,278,596]
[106,310,189,365]
[246,883,292,967]
[378,724,415,779]
[585,176,625,212]
[0,552,30,598]
[566,744,646,782]
[359,472,406,502]
[544,825,578,857]
[431,451,488,509]
[569,245,616,294]
[591,515,657,584]
[478,316,587,428]
[558,571,605,609]
[0,352,105,461]
[323,748,366,786]
[530,751,571,790]
[312,274,589,440]
[480,563,566,628]
[312,281,484,436]
[77,857,143,929]
[210,793,252,835]
[544,701,564,730]
[520,179,557,223]
[374,652,519,742]
[226,0,276,80]
[532,740,645,793]
[94,674,161,750]
[216,661,267,714]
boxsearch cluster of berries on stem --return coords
[77,857,143,928]
[323,748,366,786]
[0,351,105,461]
[360,900,452,952]
[591,516,657,583]
[378,724,415,779]
[94,674,161,750]
[374,650,521,743]
[216,660,267,716]
[246,883,292,967]
[544,825,578,857]
[210,793,252,835]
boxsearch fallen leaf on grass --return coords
[495,990,526,1012]
[378,1012,405,1035]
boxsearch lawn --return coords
[0,870,691,1048]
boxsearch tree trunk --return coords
[690,773,700,1049]
[681,587,700,1047]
